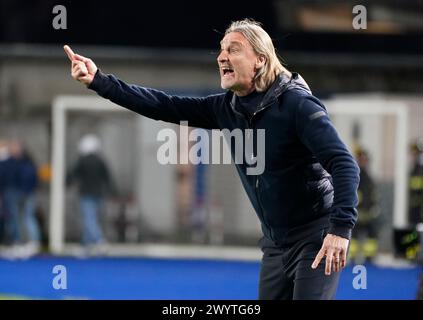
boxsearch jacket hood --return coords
[274,72,312,97]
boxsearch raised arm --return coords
[64,45,220,129]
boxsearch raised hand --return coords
[64,45,98,86]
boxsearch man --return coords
[409,138,423,225]
[64,19,360,300]
[0,139,9,244]
[67,134,114,250]
[350,148,380,263]
[1,140,40,257]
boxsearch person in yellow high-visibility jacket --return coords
[409,139,423,226]
[350,148,381,263]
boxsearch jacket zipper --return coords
[249,100,275,241]
[247,99,274,127]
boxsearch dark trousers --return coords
[258,228,341,300]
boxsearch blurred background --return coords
[0,0,423,299]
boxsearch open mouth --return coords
[222,67,234,77]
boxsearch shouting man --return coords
[64,19,360,300]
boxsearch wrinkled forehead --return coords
[220,31,248,47]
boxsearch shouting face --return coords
[217,32,265,96]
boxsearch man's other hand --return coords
[311,233,349,275]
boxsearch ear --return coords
[255,55,266,69]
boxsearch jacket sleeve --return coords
[295,96,360,240]
[88,70,220,129]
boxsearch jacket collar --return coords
[229,72,312,115]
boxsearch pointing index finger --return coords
[64,45,75,61]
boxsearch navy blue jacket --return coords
[0,156,37,194]
[89,70,360,244]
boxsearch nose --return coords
[217,50,228,64]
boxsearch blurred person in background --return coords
[64,19,360,300]
[349,148,381,264]
[409,138,423,299]
[0,139,10,244]
[409,138,423,226]
[3,140,22,250]
[1,140,40,258]
[18,144,40,254]
[67,134,115,253]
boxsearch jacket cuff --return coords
[88,69,107,92]
[328,224,352,240]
